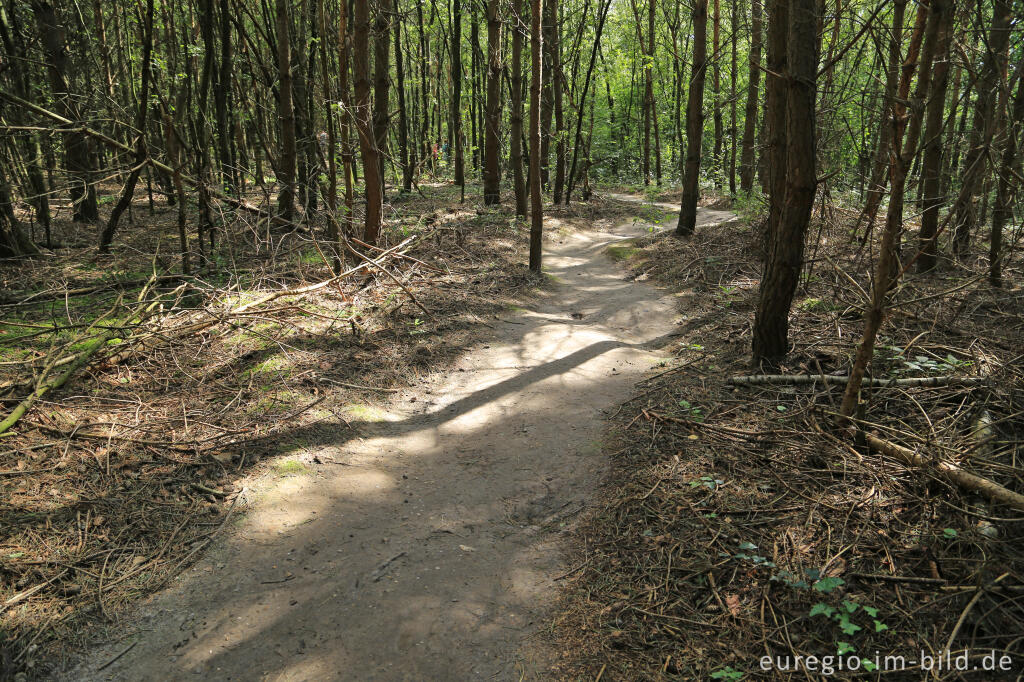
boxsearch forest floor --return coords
[550,193,1024,680]
[3,183,1023,680]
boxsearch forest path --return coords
[66,199,732,682]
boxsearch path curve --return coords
[65,200,731,681]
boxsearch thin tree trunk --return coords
[275,0,298,221]
[451,0,465,192]
[510,0,528,216]
[483,0,502,204]
[529,0,543,272]
[989,68,1024,286]
[677,0,708,236]
[739,0,762,192]
[951,0,1011,256]
[394,10,412,192]
[840,0,939,418]
[99,0,154,252]
[353,0,383,243]
[917,0,953,272]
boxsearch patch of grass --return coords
[273,459,310,476]
[344,402,386,421]
[606,244,641,262]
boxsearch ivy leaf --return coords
[813,577,845,593]
[809,603,836,618]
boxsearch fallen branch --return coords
[728,374,989,387]
[865,433,1024,512]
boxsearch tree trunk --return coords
[552,1,567,200]
[751,0,817,363]
[951,0,1011,256]
[510,0,528,217]
[275,0,298,221]
[451,0,465,191]
[394,11,412,192]
[739,0,762,192]
[373,0,391,190]
[763,0,789,244]
[989,67,1024,286]
[840,0,940,418]
[712,0,723,188]
[529,0,544,272]
[354,0,383,244]
[677,0,708,236]
[32,1,98,223]
[917,0,953,272]
[483,0,502,204]
[99,0,155,252]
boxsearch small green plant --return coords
[690,475,724,490]
[810,598,888,638]
[710,667,744,681]
[677,399,704,421]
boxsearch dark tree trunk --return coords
[275,0,297,221]
[32,0,98,223]
[917,0,953,272]
[483,0,502,204]
[373,0,392,189]
[989,68,1024,286]
[99,0,155,252]
[751,0,818,363]
[354,0,383,243]
[529,0,543,271]
[677,0,708,236]
[451,0,465,191]
[510,0,528,216]
[739,0,762,192]
[395,9,412,192]
[951,0,1011,256]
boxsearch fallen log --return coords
[865,433,1024,512]
[728,374,989,388]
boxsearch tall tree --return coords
[751,0,818,363]
[529,0,543,271]
[510,0,528,216]
[32,1,98,223]
[951,0,1011,256]
[677,0,708,236]
[275,0,298,221]
[916,0,953,272]
[483,0,502,204]
[738,0,762,192]
[451,0,465,194]
[353,0,383,243]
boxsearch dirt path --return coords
[65,202,732,681]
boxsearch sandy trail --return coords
[65,202,732,681]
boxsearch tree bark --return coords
[917,0,953,272]
[451,0,465,191]
[275,0,298,222]
[989,67,1024,286]
[529,0,543,271]
[483,0,502,204]
[751,0,818,363]
[353,0,383,244]
[510,0,528,217]
[951,0,1011,256]
[32,0,98,223]
[677,0,708,236]
[738,0,762,192]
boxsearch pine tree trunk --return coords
[677,0,708,236]
[529,0,544,272]
[275,0,298,221]
[751,0,818,363]
[353,0,383,243]
[738,0,761,192]
[483,0,502,204]
[510,0,528,217]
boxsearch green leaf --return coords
[813,577,845,593]
[838,618,862,635]
[737,541,758,551]
[943,528,958,538]
[809,603,835,618]
[862,605,879,618]
[837,641,855,655]
[874,619,889,632]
